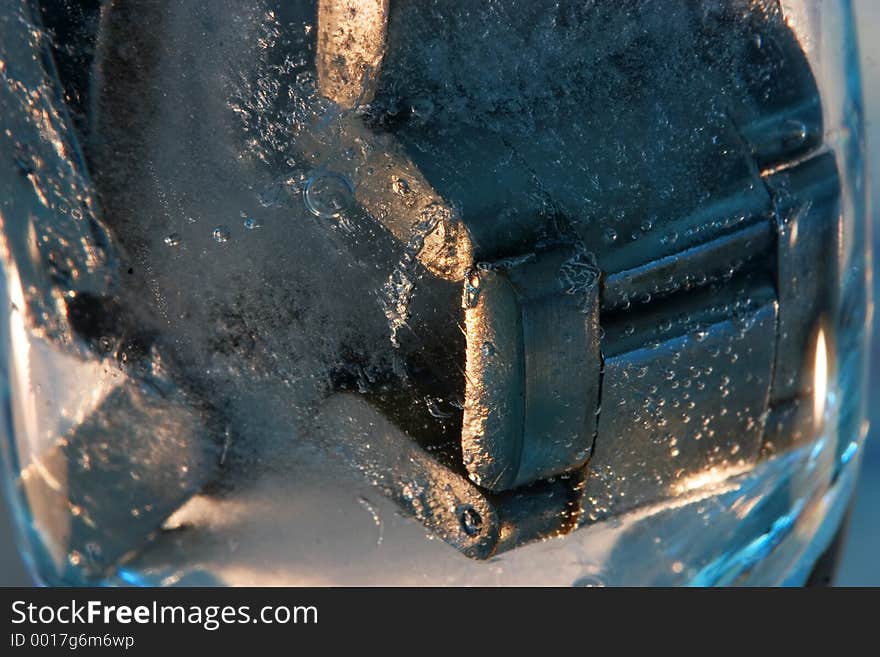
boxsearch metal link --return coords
[602,219,775,312]
[317,393,501,559]
[690,0,824,169]
[585,284,778,520]
[314,0,839,556]
[767,151,840,405]
[462,246,601,491]
[762,151,841,456]
[317,392,584,559]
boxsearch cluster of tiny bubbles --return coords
[303,170,355,218]
[164,233,181,247]
[212,225,231,243]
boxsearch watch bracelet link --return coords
[325,149,840,561]
[321,7,841,557]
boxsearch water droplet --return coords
[243,216,261,230]
[481,342,496,357]
[603,228,618,244]
[212,226,230,243]
[304,171,354,218]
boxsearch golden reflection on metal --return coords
[461,270,522,488]
[779,0,813,55]
[315,0,473,281]
[813,325,828,428]
[317,0,389,110]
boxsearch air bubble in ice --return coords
[213,226,230,243]
[304,171,354,218]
